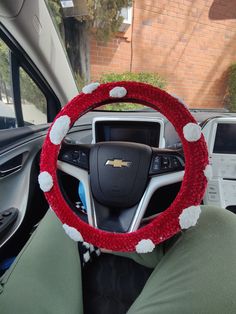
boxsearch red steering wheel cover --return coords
[40,81,208,252]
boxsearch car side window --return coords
[0,38,17,129]
[20,67,47,125]
[0,35,51,130]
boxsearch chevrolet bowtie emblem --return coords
[105,159,132,168]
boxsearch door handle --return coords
[0,154,23,178]
[0,164,22,177]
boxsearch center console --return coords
[202,117,236,210]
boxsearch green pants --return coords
[1,206,236,313]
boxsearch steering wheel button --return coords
[171,157,180,168]
[62,152,72,161]
[154,156,161,163]
[161,156,170,169]
[2,211,11,217]
[72,151,80,159]
[76,151,89,169]
[153,164,159,171]
[153,162,160,169]
[79,152,87,163]
[151,156,161,173]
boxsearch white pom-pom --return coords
[183,123,202,142]
[109,86,127,98]
[49,115,70,145]
[38,171,53,192]
[179,205,201,229]
[204,164,213,180]
[82,82,100,94]
[135,239,155,253]
[62,224,83,242]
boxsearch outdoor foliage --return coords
[48,0,131,42]
[85,0,131,41]
[47,0,132,87]
[227,63,236,112]
[20,69,47,114]
[48,0,62,26]
[99,72,167,111]
[100,72,166,88]
[0,40,11,102]
[0,40,10,84]
[0,39,46,116]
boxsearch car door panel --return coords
[0,133,47,248]
[0,125,49,152]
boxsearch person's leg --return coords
[113,246,164,269]
[0,210,83,314]
[127,206,236,314]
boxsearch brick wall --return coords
[90,36,131,80]
[90,0,236,108]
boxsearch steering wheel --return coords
[39,81,209,253]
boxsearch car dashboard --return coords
[59,110,236,221]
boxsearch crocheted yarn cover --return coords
[40,81,208,252]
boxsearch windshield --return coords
[46,0,236,112]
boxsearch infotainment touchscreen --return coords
[213,123,236,154]
[95,121,160,147]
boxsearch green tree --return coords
[85,0,132,41]
[0,40,11,102]
[48,0,62,26]
[0,40,10,85]
[48,0,132,42]
[20,68,47,114]
[99,72,167,111]
[226,63,236,112]
[46,0,132,85]
[0,39,46,114]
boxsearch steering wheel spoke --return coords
[130,170,184,231]
[58,143,91,171]
[92,199,139,233]
[57,159,97,227]
[92,168,184,233]
[149,148,185,176]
